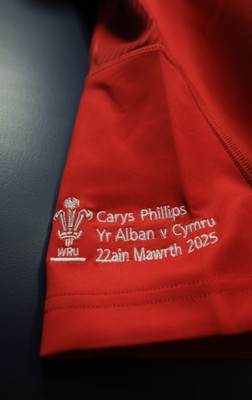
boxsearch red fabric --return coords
[39,0,252,358]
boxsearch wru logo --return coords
[53,197,93,247]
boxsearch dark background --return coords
[1,0,252,398]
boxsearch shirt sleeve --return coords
[39,0,252,358]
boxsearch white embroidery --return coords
[50,257,86,262]
[159,228,168,238]
[51,197,93,263]
[140,205,187,221]
[50,200,220,265]
[96,211,135,225]
[92,207,219,263]
[57,247,79,257]
[96,248,130,263]
[115,227,155,242]
[172,217,216,239]
[53,197,93,247]
[133,244,182,261]
[96,229,112,242]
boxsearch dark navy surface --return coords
[0,0,252,398]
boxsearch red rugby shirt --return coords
[39,0,252,358]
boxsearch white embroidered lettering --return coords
[172,218,216,238]
[160,228,168,238]
[187,232,218,253]
[51,199,219,266]
[115,228,155,242]
[140,205,187,222]
[96,248,130,263]
[97,211,107,223]
[133,243,182,262]
[96,211,135,225]
[96,229,112,242]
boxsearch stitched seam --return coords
[169,56,252,186]
[86,0,252,185]
[88,0,161,71]
[85,44,165,81]
[44,288,252,314]
[158,48,252,187]
[138,0,252,186]
[46,274,252,299]
[86,39,252,186]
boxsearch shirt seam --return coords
[44,288,252,314]
[45,273,252,299]
[84,44,252,186]
[85,43,165,82]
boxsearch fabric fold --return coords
[39,0,252,358]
